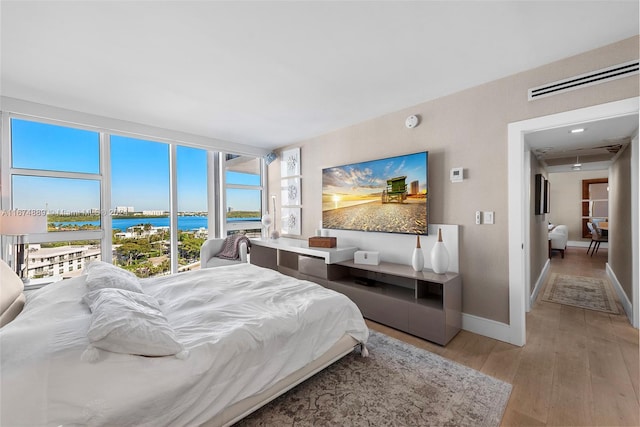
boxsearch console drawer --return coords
[298,255,328,279]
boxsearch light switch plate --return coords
[450,167,463,182]
[483,211,494,224]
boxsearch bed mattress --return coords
[0,263,368,426]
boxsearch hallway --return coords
[507,245,639,425]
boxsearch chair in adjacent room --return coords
[587,222,608,256]
[549,224,568,258]
[200,236,249,269]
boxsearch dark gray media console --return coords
[250,242,462,345]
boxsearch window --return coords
[111,136,171,278]
[581,178,608,237]
[224,155,263,237]
[11,119,99,173]
[9,119,102,233]
[177,146,208,270]
[3,114,266,282]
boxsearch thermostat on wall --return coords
[450,167,464,182]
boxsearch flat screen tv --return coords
[322,151,428,235]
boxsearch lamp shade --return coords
[0,213,48,235]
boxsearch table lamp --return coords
[0,213,48,283]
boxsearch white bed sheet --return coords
[0,263,368,426]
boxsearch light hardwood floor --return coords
[367,245,639,426]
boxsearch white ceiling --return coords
[526,113,638,173]
[1,1,638,151]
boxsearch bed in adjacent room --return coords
[0,260,368,426]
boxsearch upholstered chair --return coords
[549,225,568,258]
[200,238,248,269]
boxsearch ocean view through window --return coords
[4,116,267,283]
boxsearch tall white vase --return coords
[270,195,280,239]
[411,235,424,272]
[261,212,272,239]
[430,228,449,274]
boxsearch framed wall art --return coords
[281,177,301,206]
[534,173,545,215]
[281,207,301,236]
[281,147,301,177]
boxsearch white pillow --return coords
[83,288,185,360]
[85,260,143,293]
[0,259,25,327]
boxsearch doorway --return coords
[507,97,639,346]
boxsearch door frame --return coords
[507,97,639,346]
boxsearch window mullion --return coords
[9,168,100,181]
[169,144,178,274]
[100,133,112,263]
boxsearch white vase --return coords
[270,196,280,239]
[261,212,272,239]
[411,235,424,272]
[430,228,449,274]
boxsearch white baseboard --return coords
[530,259,551,309]
[606,263,633,325]
[462,313,514,345]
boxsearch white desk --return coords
[251,237,358,264]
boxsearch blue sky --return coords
[11,119,260,213]
[322,151,427,196]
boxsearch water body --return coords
[51,216,258,231]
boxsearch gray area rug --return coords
[236,330,512,426]
[542,273,619,314]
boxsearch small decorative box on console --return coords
[308,236,337,248]
[353,250,380,265]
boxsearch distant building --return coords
[116,206,134,214]
[28,244,101,279]
[114,231,134,239]
[194,227,208,239]
[125,225,169,237]
[142,210,165,216]
[410,180,419,195]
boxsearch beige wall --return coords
[530,157,549,293]
[269,36,639,324]
[609,143,633,300]
[547,170,608,242]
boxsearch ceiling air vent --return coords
[528,59,639,101]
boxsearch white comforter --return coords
[0,263,368,426]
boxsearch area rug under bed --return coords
[236,330,512,426]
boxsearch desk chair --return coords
[587,222,607,256]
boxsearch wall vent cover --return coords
[528,59,639,101]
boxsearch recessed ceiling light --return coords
[570,128,585,134]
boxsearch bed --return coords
[0,260,368,426]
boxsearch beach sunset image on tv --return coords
[322,151,428,234]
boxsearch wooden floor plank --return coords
[591,375,640,426]
[500,406,546,427]
[546,339,594,426]
[480,341,522,383]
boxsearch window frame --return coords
[581,177,609,238]
[221,154,266,236]
[1,105,268,280]
[2,115,104,245]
